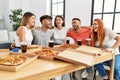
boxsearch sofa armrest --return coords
[0,42,11,49]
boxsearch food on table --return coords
[34,49,59,56]
[0,55,27,66]
[56,44,78,49]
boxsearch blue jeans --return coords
[95,54,120,80]
[114,54,120,80]
[86,67,93,73]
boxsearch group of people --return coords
[12,12,120,80]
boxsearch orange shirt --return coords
[67,27,91,45]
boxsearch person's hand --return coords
[27,44,39,49]
[68,27,73,32]
[11,42,15,49]
[35,26,41,30]
[104,48,114,53]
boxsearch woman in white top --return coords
[14,12,37,48]
[91,18,120,80]
[53,15,72,80]
[53,15,74,44]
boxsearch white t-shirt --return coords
[53,27,69,44]
[15,26,33,47]
[95,28,119,54]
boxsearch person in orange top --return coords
[67,18,91,45]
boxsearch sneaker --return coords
[81,70,88,78]
[96,70,99,76]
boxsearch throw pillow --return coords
[8,31,16,42]
[0,30,9,42]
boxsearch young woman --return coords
[53,15,74,44]
[13,12,38,49]
[53,15,72,80]
[91,18,120,80]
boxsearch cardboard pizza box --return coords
[0,49,9,52]
[77,45,102,56]
[55,49,95,66]
[0,53,38,71]
[18,46,42,53]
[0,49,10,57]
[34,49,59,60]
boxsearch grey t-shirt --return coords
[32,29,53,46]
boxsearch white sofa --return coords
[0,30,16,49]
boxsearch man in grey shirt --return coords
[32,15,53,46]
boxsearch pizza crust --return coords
[0,55,27,66]
[35,49,59,56]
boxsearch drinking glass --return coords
[86,38,91,46]
[20,42,28,53]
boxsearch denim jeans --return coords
[95,54,120,80]
[114,54,120,80]
[86,67,93,73]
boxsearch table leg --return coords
[110,54,115,80]
[93,66,96,80]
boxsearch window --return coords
[51,0,65,24]
[91,0,120,34]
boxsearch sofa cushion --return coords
[0,30,9,42]
[8,31,16,42]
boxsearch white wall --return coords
[9,0,22,9]
[0,0,4,29]
[0,0,92,30]
[0,0,47,31]
[22,0,47,25]
[1,0,10,30]
[0,0,22,30]
[65,0,92,27]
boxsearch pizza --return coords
[56,44,78,49]
[35,49,59,56]
[0,55,27,66]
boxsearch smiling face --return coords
[55,17,64,27]
[92,20,99,32]
[43,19,52,28]
[72,20,80,30]
[28,15,36,27]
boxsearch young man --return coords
[32,15,53,46]
[67,18,91,45]
[67,18,91,80]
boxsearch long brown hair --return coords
[91,18,105,48]
[20,12,35,29]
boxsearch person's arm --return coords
[11,41,15,48]
[111,35,120,50]
[17,27,39,48]
[67,27,73,32]
[35,26,41,30]
[108,28,120,50]
[17,26,26,42]
[105,28,120,52]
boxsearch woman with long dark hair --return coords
[53,15,71,44]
